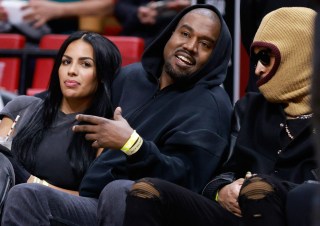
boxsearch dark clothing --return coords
[204,92,318,198]
[123,179,320,226]
[114,0,182,47]
[123,93,318,226]
[238,175,289,226]
[241,0,317,92]
[97,180,134,226]
[0,153,14,216]
[1,4,234,226]
[312,9,320,165]
[123,178,239,226]
[286,182,320,226]
[1,179,133,226]
[0,144,29,184]
[2,183,98,226]
[311,10,320,226]
[80,4,233,198]
[0,90,17,106]
[227,92,316,181]
[0,96,82,190]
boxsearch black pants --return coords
[286,182,320,226]
[123,178,240,226]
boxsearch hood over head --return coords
[141,4,232,89]
[251,7,316,117]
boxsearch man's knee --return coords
[98,180,134,226]
[100,180,134,201]
[129,179,160,199]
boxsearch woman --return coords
[0,30,121,201]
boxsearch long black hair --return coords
[12,31,122,178]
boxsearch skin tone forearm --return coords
[0,117,14,137]
[23,0,115,28]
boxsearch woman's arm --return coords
[27,175,79,196]
[0,116,14,138]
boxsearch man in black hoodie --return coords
[1,4,233,226]
[119,7,318,226]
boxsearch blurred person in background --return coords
[0,0,114,45]
[114,0,191,47]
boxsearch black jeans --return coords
[286,182,320,226]
[123,178,240,226]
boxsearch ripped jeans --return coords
[123,178,239,226]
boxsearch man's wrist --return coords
[202,172,235,200]
[121,130,143,156]
[121,130,139,151]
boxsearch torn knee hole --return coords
[240,176,274,200]
[129,181,160,199]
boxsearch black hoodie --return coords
[79,4,233,198]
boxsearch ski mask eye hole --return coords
[252,50,271,66]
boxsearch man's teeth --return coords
[177,55,192,65]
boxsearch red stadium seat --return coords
[107,36,144,66]
[29,34,68,95]
[0,34,26,92]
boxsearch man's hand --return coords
[72,107,134,150]
[0,6,8,21]
[22,0,62,28]
[166,0,190,11]
[218,178,244,217]
[138,6,158,25]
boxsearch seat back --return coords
[28,34,145,95]
[107,36,144,66]
[0,34,26,92]
[32,34,68,92]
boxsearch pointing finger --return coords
[76,114,105,125]
[73,124,96,133]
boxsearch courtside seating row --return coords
[0,33,145,95]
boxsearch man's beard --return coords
[164,61,191,83]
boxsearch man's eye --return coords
[200,42,210,49]
[181,31,190,37]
